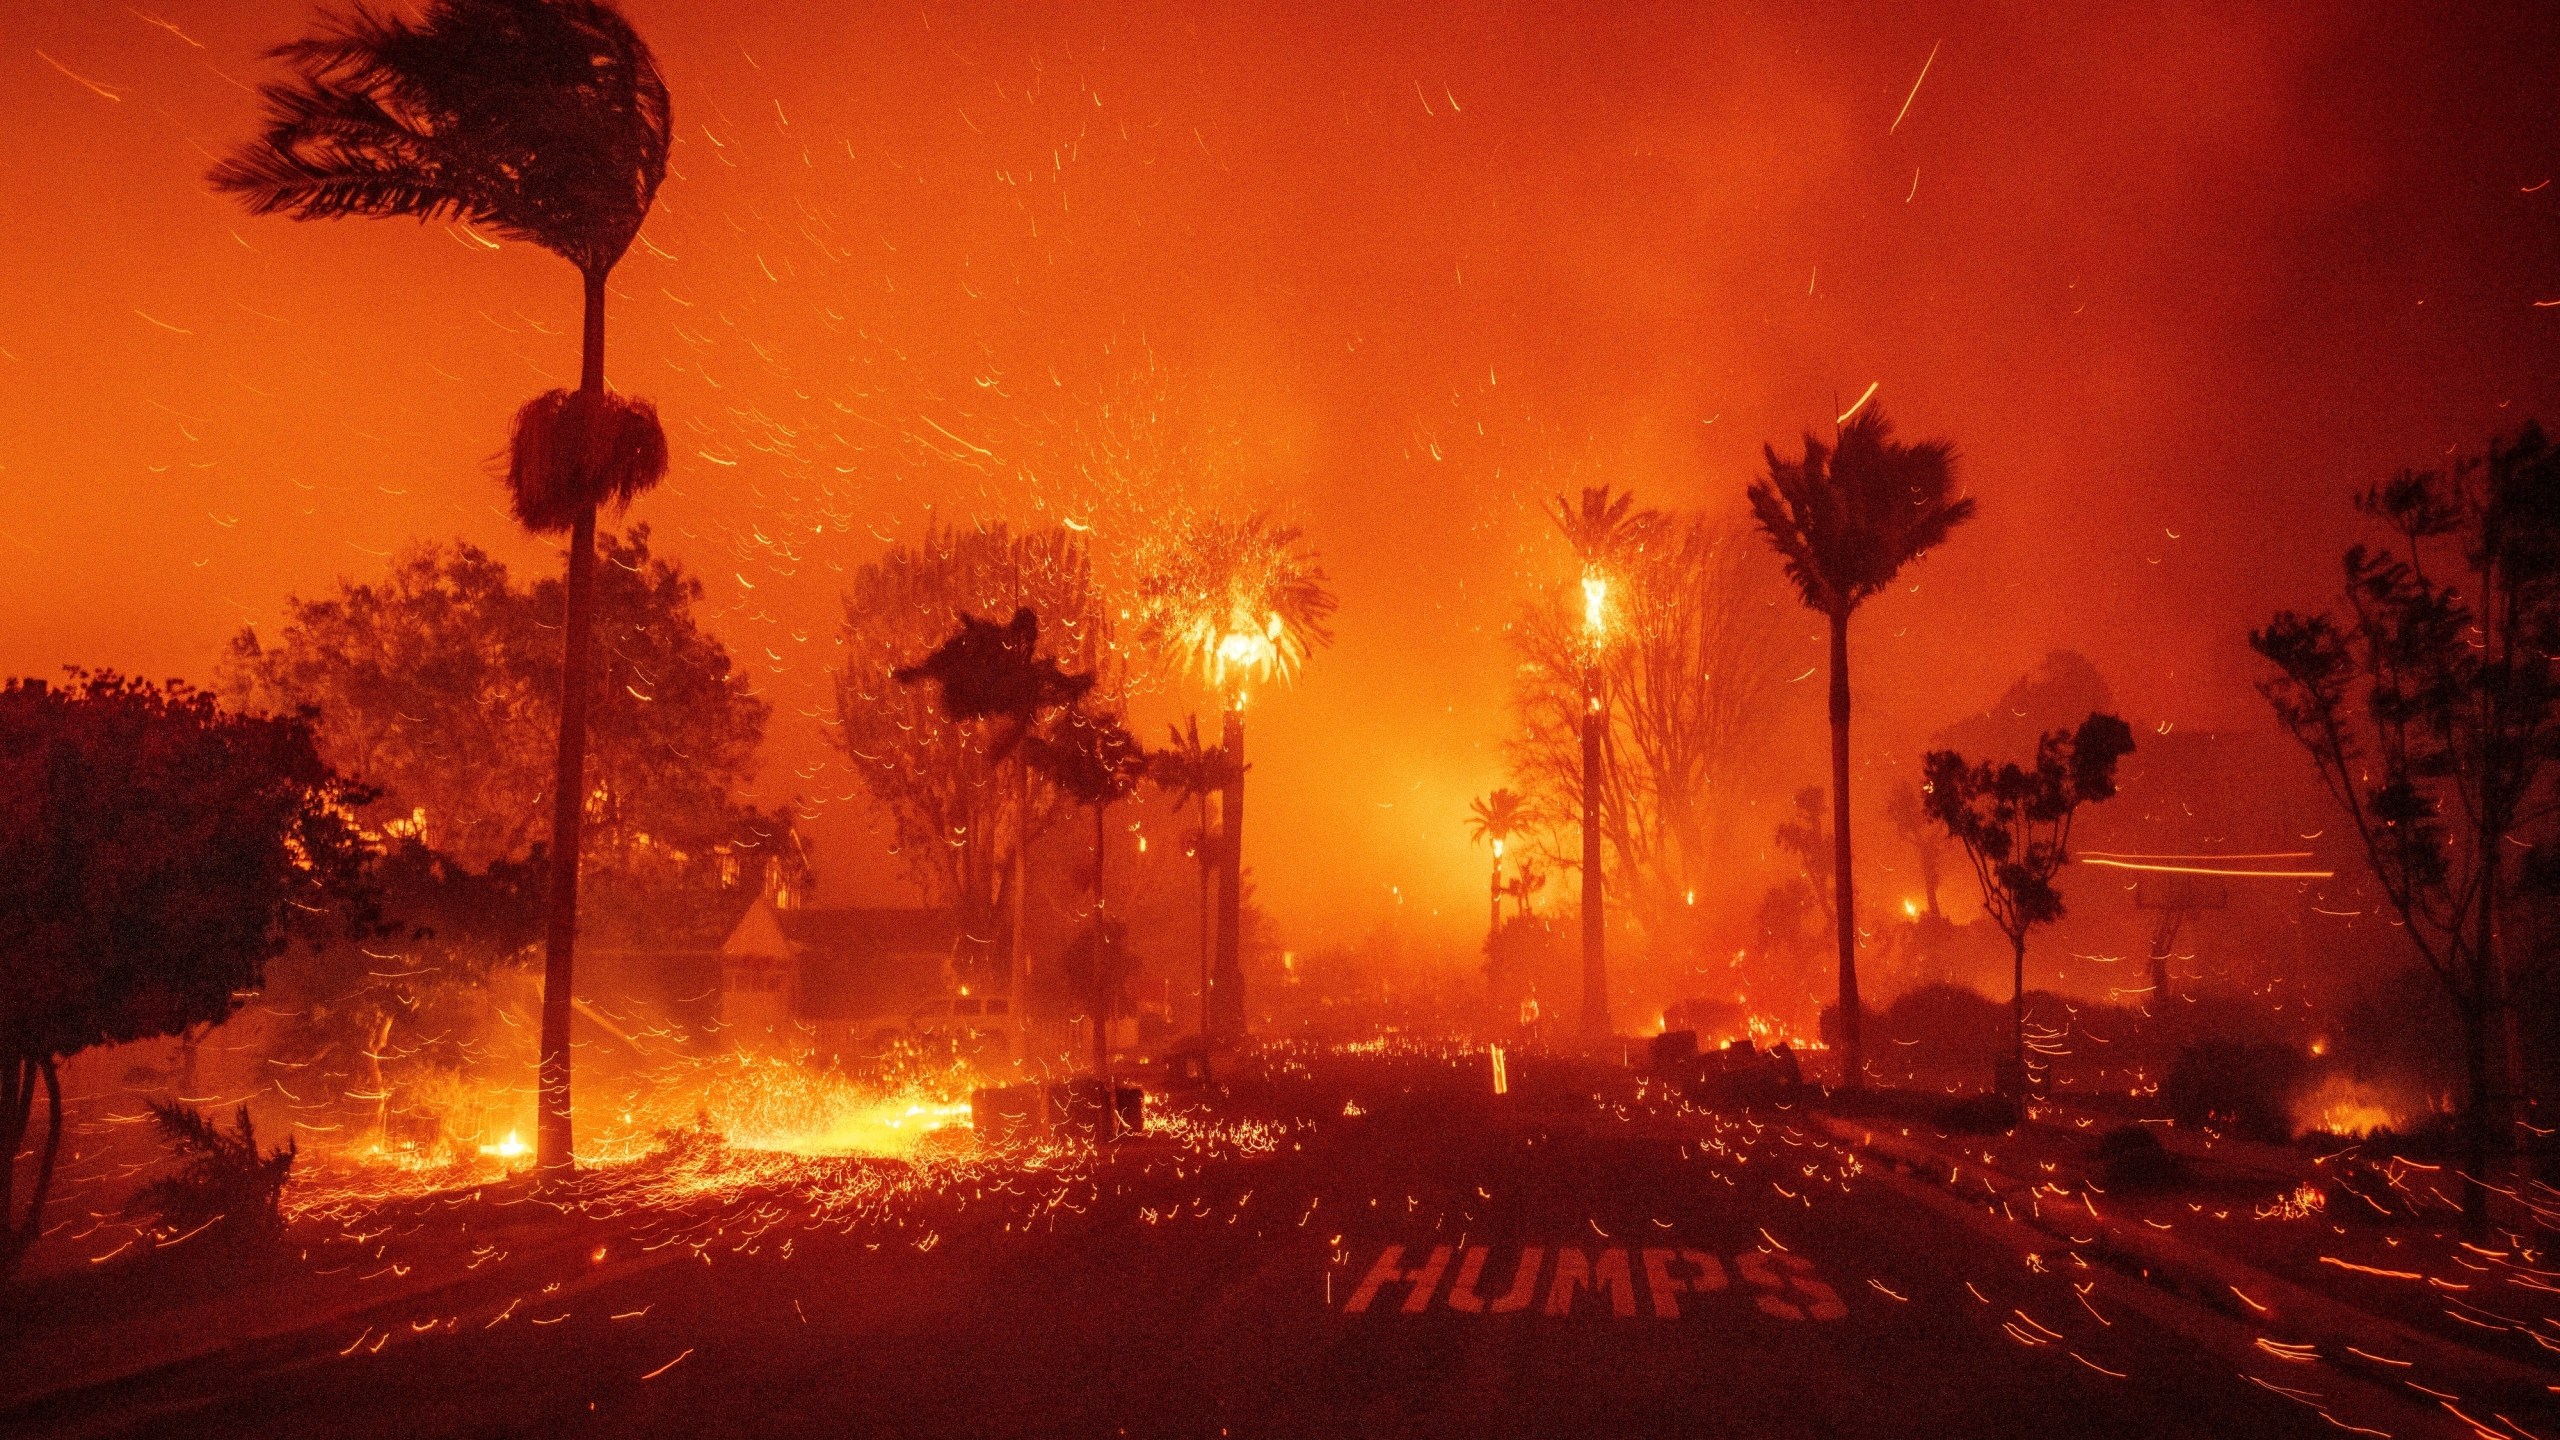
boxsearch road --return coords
[9,1046,2462,1439]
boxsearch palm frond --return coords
[1132,511,1339,694]
[213,0,672,275]
[1748,407,1972,617]
[502,388,668,534]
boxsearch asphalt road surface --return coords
[11,1047,2463,1439]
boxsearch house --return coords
[717,892,974,1058]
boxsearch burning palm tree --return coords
[1546,486,1658,1041]
[1135,513,1337,1040]
[1467,788,1530,948]
[212,0,674,1173]
[1747,407,1973,1088]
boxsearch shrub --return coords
[2093,1124,2183,1190]
[2162,1040,2304,1144]
[127,1101,295,1245]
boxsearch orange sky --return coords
[5,0,2559,950]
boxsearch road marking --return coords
[1341,1244,1844,1321]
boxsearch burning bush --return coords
[127,1101,296,1247]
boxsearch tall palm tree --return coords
[212,0,674,1173]
[1134,513,1336,1041]
[1151,717,1236,1048]
[1747,408,1973,1088]
[1466,788,1529,948]
[1546,486,1658,1041]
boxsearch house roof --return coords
[720,897,960,1023]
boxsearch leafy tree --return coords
[1134,511,1337,1039]
[1773,786,1836,934]
[214,0,678,1173]
[1923,712,2135,1093]
[256,837,545,1150]
[1507,515,1799,992]
[1750,407,1975,1086]
[2253,424,2560,1234]
[0,674,372,1275]
[840,524,1106,980]
[223,531,777,909]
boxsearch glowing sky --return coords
[5,1,2559,945]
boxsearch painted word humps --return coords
[1341,1244,1848,1320]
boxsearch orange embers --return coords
[1341,1243,1846,1320]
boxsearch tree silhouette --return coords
[1135,512,1336,1039]
[223,531,770,883]
[1029,705,1146,1134]
[896,606,1096,1015]
[1749,407,1975,1086]
[1922,712,2134,1094]
[1505,515,1799,959]
[839,523,1107,985]
[1773,786,1835,934]
[1467,789,1530,948]
[0,674,373,1275]
[212,0,676,1175]
[895,608,1096,744]
[1546,486,1658,1040]
[1151,717,1238,1044]
[2254,423,2560,1236]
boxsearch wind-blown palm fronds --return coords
[209,0,670,278]
[1746,409,1972,621]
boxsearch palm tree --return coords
[1030,705,1148,1132]
[896,606,1095,1050]
[1546,487,1658,1041]
[1151,717,1237,1048]
[1504,861,1548,920]
[1466,789,1529,948]
[212,0,674,1173]
[1135,513,1337,1041]
[1747,408,1974,1088]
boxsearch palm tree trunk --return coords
[1213,706,1246,1041]
[1013,748,1031,1053]
[1488,860,1502,951]
[1828,609,1863,1088]
[1197,794,1212,1053]
[535,267,609,1175]
[1580,662,1609,1040]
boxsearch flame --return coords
[1581,573,1608,639]
[2294,1074,2408,1139]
